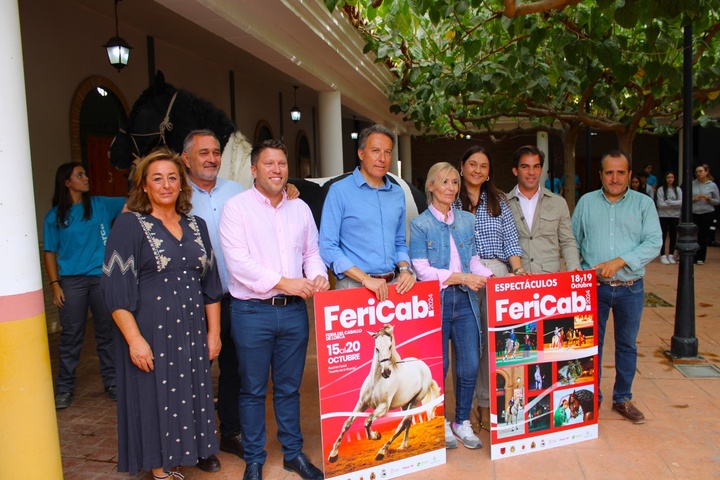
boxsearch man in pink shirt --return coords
[219,140,329,480]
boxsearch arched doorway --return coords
[496,371,507,425]
[254,119,274,144]
[70,76,129,197]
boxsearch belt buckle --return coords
[271,296,288,307]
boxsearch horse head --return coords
[109,71,178,169]
[372,325,396,379]
[568,392,581,418]
[109,71,236,169]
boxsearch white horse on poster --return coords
[503,338,520,360]
[327,324,440,463]
[505,397,524,432]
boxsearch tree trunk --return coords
[616,129,636,164]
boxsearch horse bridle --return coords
[119,91,179,160]
[378,357,413,365]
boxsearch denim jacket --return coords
[409,208,481,333]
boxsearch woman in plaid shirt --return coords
[454,145,524,433]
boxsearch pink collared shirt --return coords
[218,186,327,300]
[412,204,493,289]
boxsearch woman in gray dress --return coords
[101,147,222,479]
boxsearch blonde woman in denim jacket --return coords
[410,162,493,451]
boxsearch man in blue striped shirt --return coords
[572,150,661,425]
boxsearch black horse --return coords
[109,71,426,226]
[109,71,235,170]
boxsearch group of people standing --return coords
[45,122,709,479]
[630,163,720,265]
[409,144,661,443]
[45,130,322,480]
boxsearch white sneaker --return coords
[445,420,458,449]
[668,255,676,264]
[696,260,704,265]
[660,255,669,264]
[452,420,482,449]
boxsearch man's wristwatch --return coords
[514,267,525,275]
[398,265,416,277]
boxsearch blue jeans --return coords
[596,279,645,404]
[56,275,115,393]
[216,295,241,437]
[230,298,309,465]
[442,286,480,423]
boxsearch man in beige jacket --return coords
[507,145,580,273]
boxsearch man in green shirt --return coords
[572,150,661,424]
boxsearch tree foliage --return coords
[327,0,720,205]
[328,0,720,143]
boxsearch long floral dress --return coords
[101,212,222,474]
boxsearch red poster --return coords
[314,281,446,480]
[486,270,599,459]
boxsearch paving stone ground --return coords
[53,248,720,479]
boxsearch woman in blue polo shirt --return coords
[43,162,126,409]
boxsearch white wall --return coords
[20,0,141,237]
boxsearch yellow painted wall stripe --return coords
[0,312,63,479]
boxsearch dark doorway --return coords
[80,86,128,196]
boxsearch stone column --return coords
[318,91,343,177]
[0,2,63,478]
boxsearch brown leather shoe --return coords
[612,401,645,424]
